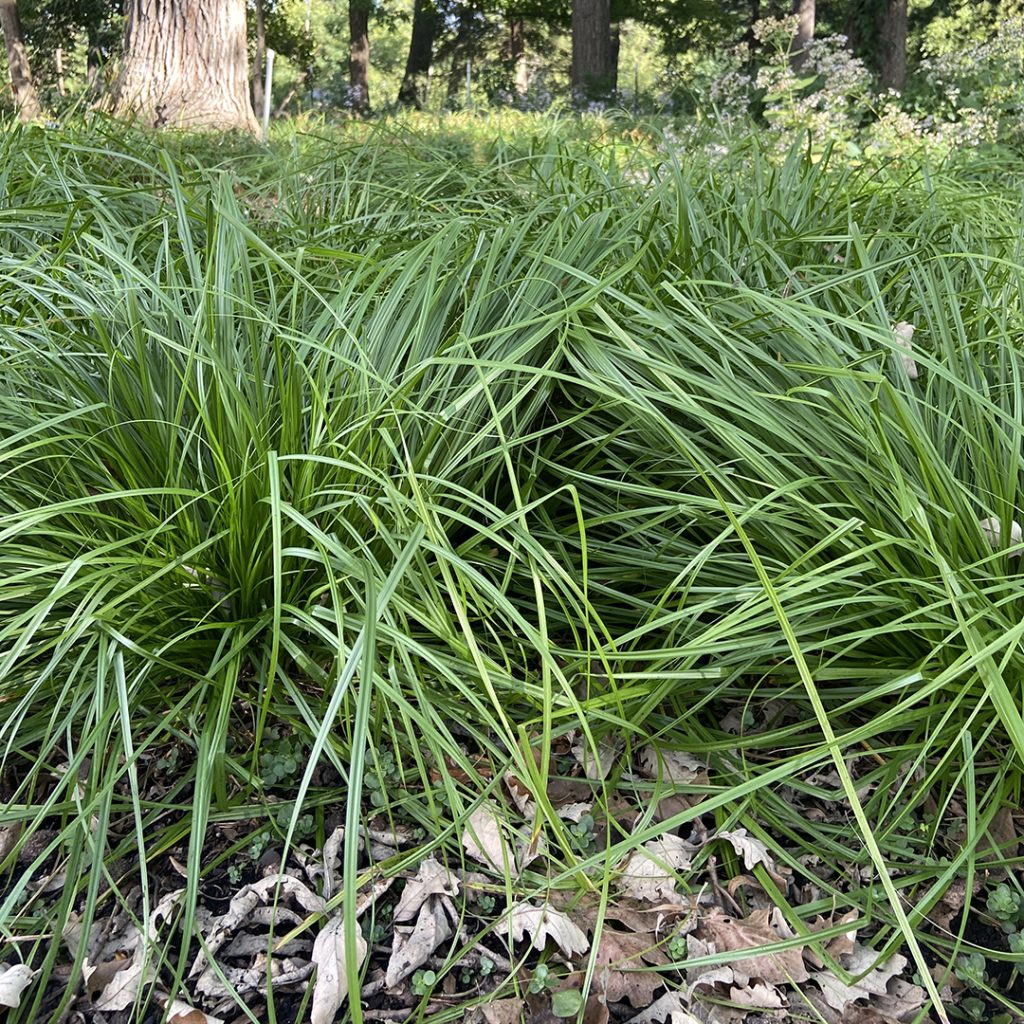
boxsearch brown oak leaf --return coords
[590,928,669,1007]
[699,908,809,985]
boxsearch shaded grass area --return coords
[1,113,1024,1022]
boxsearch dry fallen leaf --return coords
[624,990,702,1023]
[717,828,775,873]
[812,943,908,1012]
[619,835,695,903]
[979,516,1023,552]
[165,998,226,1024]
[321,825,346,900]
[61,911,88,962]
[466,998,526,1024]
[461,802,543,874]
[504,770,537,816]
[194,953,314,1002]
[462,803,512,871]
[803,910,859,968]
[892,321,918,379]
[88,890,185,1010]
[506,902,589,958]
[311,914,368,1024]
[685,934,738,997]
[873,976,927,1019]
[83,956,131,1001]
[556,801,593,823]
[638,747,705,785]
[591,928,668,1006]
[93,956,153,1012]
[801,986,904,1024]
[393,856,459,923]
[556,890,699,937]
[146,888,185,942]
[728,980,785,1008]
[0,964,35,1009]
[386,897,455,987]
[572,735,620,781]
[190,872,325,978]
[700,907,810,985]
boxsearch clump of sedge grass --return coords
[0,118,1022,1021]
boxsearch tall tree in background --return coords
[571,0,613,100]
[349,0,371,111]
[879,0,907,91]
[508,11,528,94]
[446,1,490,107]
[252,0,266,117]
[110,0,258,131]
[0,0,41,119]
[397,0,436,108]
[791,0,814,67]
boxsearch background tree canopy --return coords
[0,0,1021,126]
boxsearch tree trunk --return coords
[609,22,620,95]
[397,0,436,109]
[571,0,612,102]
[509,15,527,95]
[791,0,814,68]
[252,0,265,118]
[878,0,908,92]
[744,0,760,70]
[0,0,41,121]
[349,0,370,112]
[446,7,474,107]
[110,0,258,132]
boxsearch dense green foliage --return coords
[4,0,1024,117]
[1,113,1024,1020]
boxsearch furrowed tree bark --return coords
[509,14,528,95]
[398,0,436,109]
[252,0,265,118]
[0,0,41,121]
[111,0,259,132]
[879,0,908,92]
[571,0,612,101]
[349,0,370,112]
[790,0,814,69]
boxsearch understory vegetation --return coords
[2,112,1024,1023]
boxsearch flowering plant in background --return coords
[918,15,1024,144]
[701,12,1023,161]
[760,34,873,153]
[705,16,874,155]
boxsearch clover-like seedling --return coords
[259,730,307,786]
[986,882,1022,930]
[954,952,987,989]
[569,813,596,852]
[411,968,437,996]
[528,963,552,994]
[551,988,584,1018]
[959,996,987,1022]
